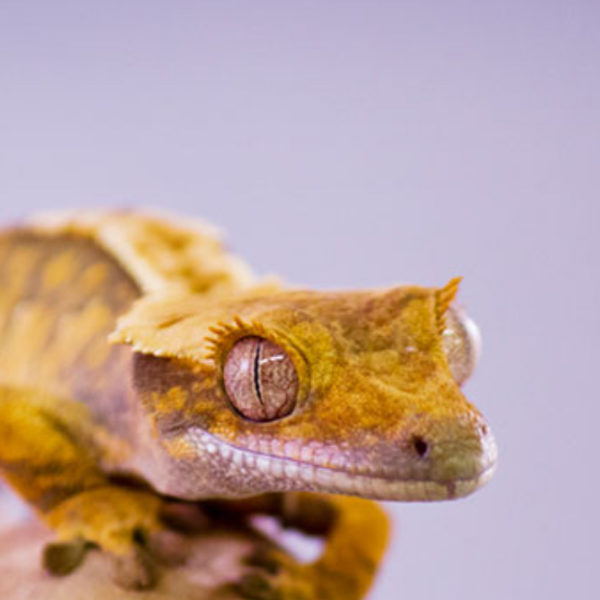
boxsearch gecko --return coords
[0,210,496,599]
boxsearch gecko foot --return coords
[224,545,314,600]
[42,486,193,589]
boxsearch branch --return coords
[0,515,275,599]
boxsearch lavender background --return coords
[0,2,598,599]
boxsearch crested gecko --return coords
[0,211,496,599]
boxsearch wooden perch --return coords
[0,518,277,599]
[0,489,303,600]
[0,493,387,599]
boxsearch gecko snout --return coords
[394,411,497,490]
[426,416,497,485]
[410,421,493,458]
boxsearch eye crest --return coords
[203,315,261,362]
[441,305,481,385]
[435,277,462,334]
[204,315,310,391]
[223,335,301,422]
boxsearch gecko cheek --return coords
[223,336,298,422]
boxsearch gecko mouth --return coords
[179,427,497,502]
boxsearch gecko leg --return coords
[0,386,183,589]
[214,492,390,600]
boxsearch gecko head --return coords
[114,278,497,501]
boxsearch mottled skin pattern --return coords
[0,212,496,599]
[0,233,140,434]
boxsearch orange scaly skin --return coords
[0,211,496,598]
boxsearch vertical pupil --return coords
[252,339,263,403]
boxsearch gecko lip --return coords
[180,427,497,502]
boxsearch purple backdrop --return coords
[0,2,597,598]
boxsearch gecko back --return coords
[0,212,254,433]
[0,231,140,426]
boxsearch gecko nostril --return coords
[412,436,429,458]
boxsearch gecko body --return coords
[0,211,496,598]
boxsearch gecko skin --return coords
[0,211,496,598]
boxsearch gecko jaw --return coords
[174,427,497,502]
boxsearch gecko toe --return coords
[243,546,282,575]
[112,546,157,590]
[42,538,89,576]
[230,573,283,600]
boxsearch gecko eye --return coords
[441,306,482,385]
[223,336,298,421]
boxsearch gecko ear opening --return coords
[434,277,462,334]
